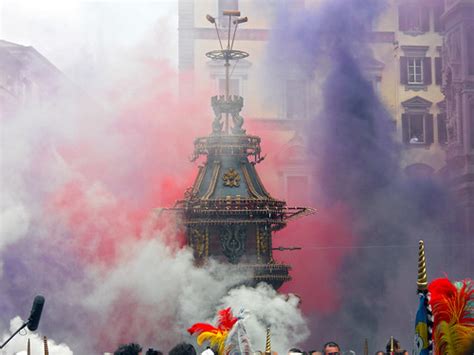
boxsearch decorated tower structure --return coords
[174,10,314,289]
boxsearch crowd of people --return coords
[112,339,410,355]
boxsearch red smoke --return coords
[43,52,355,350]
[47,62,211,266]
[247,120,356,313]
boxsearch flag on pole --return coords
[414,240,432,355]
[414,291,430,355]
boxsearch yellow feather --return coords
[435,321,474,354]
[196,330,229,355]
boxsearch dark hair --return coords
[168,342,196,355]
[289,348,303,353]
[323,342,340,352]
[146,349,163,355]
[386,339,401,352]
[114,343,143,355]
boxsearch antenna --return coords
[206,10,249,134]
[272,246,302,251]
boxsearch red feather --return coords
[217,307,238,331]
[188,323,219,335]
[428,277,474,354]
[187,308,238,336]
[429,277,458,324]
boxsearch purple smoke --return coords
[268,0,468,352]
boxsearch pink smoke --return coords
[246,120,357,314]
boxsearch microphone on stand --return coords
[27,295,45,331]
[0,295,46,349]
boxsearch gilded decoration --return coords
[222,168,241,187]
[256,226,269,262]
[190,227,209,259]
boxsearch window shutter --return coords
[398,5,407,31]
[402,114,409,143]
[435,57,442,85]
[400,57,408,84]
[437,113,447,144]
[421,7,430,32]
[425,114,434,144]
[423,57,432,85]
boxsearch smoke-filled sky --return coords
[1,1,473,354]
[0,0,178,87]
[1,2,309,354]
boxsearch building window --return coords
[408,114,425,143]
[401,56,431,87]
[286,80,307,119]
[401,96,434,145]
[398,4,429,34]
[408,58,424,84]
[218,78,240,96]
[400,46,431,90]
[402,113,434,144]
[362,53,384,94]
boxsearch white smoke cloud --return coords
[81,236,308,352]
[82,238,248,344]
[221,284,309,353]
[0,205,30,251]
[0,317,73,355]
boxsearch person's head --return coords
[169,342,197,355]
[386,339,401,352]
[114,343,143,355]
[375,352,384,355]
[288,348,303,355]
[308,351,322,355]
[322,342,340,355]
[146,349,163,355]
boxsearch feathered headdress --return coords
[188,307,238,355]
[428,277,474,355]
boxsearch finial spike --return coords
[44,336,49,355]
[390,336,394,353]
[27,338,31,355]
[417,240,428,291]
[265,327,271,354]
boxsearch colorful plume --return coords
[428,278,474,355]
[187,307,238,354]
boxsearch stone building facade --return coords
[440,0,474,240]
